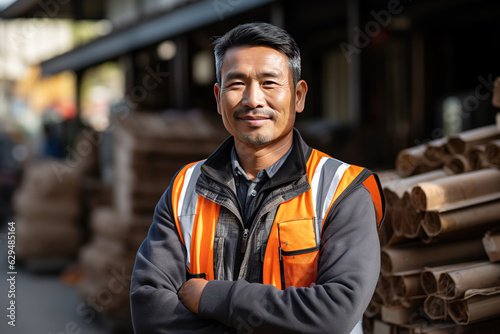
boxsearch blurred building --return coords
[1,1,500,332]
[2,0,500,168]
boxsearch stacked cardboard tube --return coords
[364,121,500,333]
[396,124,500,177]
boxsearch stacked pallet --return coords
[364,126,500,334]
[13,160,84,262]
[77,111,226,320]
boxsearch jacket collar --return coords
[200,128,311,187]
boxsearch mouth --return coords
[235,109,275,127]
[238,115,271,127]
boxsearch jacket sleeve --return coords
[130,185,235,334]
[198,185,380,334]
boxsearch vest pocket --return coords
[280,247,319,289]
[277,218,319,289]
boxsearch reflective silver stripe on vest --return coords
[177,161,204,269]
[310,156,350,245]
[350,320,363,334]
[176,156,349,268]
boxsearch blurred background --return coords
[0,0,499,333]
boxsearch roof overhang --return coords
[40,0,277,77]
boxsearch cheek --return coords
[267,91,293,118]
[218,94,237,118]
[267,88,285,100]
[221,91,241,107]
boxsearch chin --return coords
[241,133,273,146]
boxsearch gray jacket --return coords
[130,130,381,334]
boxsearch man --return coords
[130,22,384,334]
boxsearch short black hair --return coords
[213,22,301,86]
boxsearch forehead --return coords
[221,46,290,77]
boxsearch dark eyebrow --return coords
[259,71,282,79]
[224,72,246,82]
[223,70,283,83]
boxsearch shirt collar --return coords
[231,145,293,182]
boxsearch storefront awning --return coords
[40,0,277,77]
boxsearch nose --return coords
[241,82,265,109]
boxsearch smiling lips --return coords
[235,108,275,127]
[239,115,271,127]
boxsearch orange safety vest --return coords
[171,149,384,289]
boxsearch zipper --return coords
[277,224,286,290]
[250,174,309,232]
[240,228,249,253]
[199,166,243,226]
[279,245,285,290]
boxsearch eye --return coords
[263,81,278,86]
[228,81,244,87]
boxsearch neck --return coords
[234,132,293,181]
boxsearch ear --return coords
[294,80,308,114]
[214,83,222,115]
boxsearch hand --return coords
[178,278,209,314]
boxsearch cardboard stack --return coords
[112,111,226,221]
[77,111,226,320]
[78,207,150,319]
[397,72,500,177]
[364,122,500,333]
[114,113,225,220]
[14,160,84,262]
[396,124,500,177]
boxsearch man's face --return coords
[214,46,307,148]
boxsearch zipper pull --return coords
[241,228,249,253]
